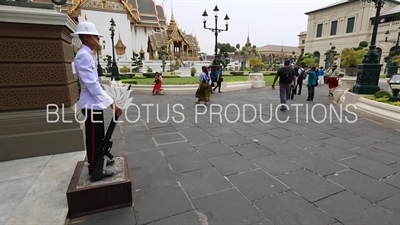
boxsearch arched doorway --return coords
[313,51,320,66]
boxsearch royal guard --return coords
[71,21,122,180]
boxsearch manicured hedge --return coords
[122,80,138,84]
[230,71,244,76]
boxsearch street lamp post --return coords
[352,0,385,94]
[109,18,120,81]
[96,40,105,77]
[202,5,229,78]
[385,26,400,78]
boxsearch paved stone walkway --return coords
[69,86,400,225]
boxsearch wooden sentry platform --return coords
[66,156,132,219]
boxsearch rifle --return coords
[91,84,131,182]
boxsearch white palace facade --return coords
[301,0,400,69]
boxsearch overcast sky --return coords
[155,0,338,54]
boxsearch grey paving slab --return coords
[171,120,197,129]
[191,189,265,225]
[123,130,152,141]
[302,122,336,131]
[315,191,400,225]
[167,152,212,174]
[216,134,254,146]
[252,218,274,225]
[265,128,297,138]
[194,142,235,158]
[348,136,384,147]
[133,183,193,225]
[351,127,392,139]
[292,153,347,176]
[376,194,400,215]
[327,170,399,203]
[205,127,236,136]
[158,141,197,157]
[321,137,360,150]
[153,132,186,145]
[208,153,257,176]
[296,128,333,140]
[266,143,309,158]
[178,126,207,136]
[126,149,166,168]
[283,135,322,148]
[250,154,302,177]
[122,124,148,133]
[339,155,397,179]
[125,138,156,152]
[383,172,400,188]
[149,126,177,135]
[305,144,355,161]
[148,210,202,225]
[349,147,399,165]
[278,170,344,202]
[231,143,275,159]
[371,142,400,156]
[177,167,232,198]
[322,128,363,140]
[227,169,289,201]
[248,122,277,131]
[183,133,219,146]
[254,191,336,225]
[250,134,288,146]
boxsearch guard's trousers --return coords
[81,109,105,171]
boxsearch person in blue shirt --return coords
[306,66,318,101]
[318,66,325,85]
[71,21,122,179]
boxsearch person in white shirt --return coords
[71,21,122,178]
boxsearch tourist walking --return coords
[290,67,299,100]
[272,60,296,111]
[213,66,223,93]
[318,66,325,85]
[296,65,305,95]
[327,64,340,96]
[306,67,318,101]
[71,21,122,179]
[195,66,211,105]
[152,72,163,95]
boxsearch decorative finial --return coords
[85,14,88,21]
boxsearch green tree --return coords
[324,46,339,68]
[234,42,258,70]
[300,53,318,68]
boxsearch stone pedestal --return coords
[66,156,133,219]
[0,4,84,161]
[333,77,357,103]
[248,72,266,88]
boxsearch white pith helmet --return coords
[70,21,103,38]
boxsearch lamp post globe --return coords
[352,0,385,94]
[109,18,120,81]
[202,5,229,80]
[388,74,400,101]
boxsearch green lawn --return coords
[122,76,276,85]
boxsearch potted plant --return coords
[249,56,264,72]
[190,67,197,76]
[337,42,368,76]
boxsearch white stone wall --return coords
[304,1,400,68]
[79,10,132,60]
[131,27,149,60]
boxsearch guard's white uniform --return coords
[74,44,113,110]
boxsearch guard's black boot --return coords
[106,159,115,165]
[89,169,114,182]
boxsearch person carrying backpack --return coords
[272,60,296,111]
[296,65,305,95]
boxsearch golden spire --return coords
[85,14,88,21]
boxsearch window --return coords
[330,20,338,35]
[346,17,355,33]
[316,24,323,37]
[302,40,305,44]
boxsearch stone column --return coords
[0,2,85,161]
